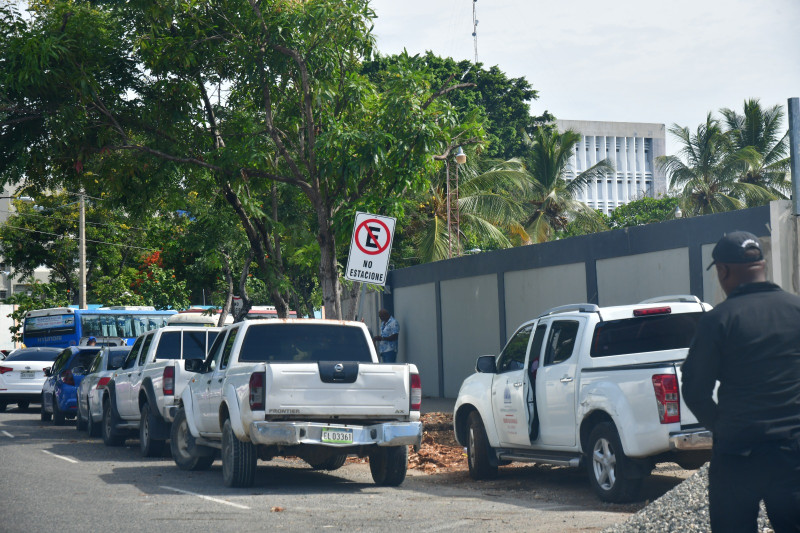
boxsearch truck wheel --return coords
[87,407,101,438]
[308,454,348,471]
[140,402,165,457]
[170,408,215,471]
[18,401,29,411]
[102,399,126,447]
[467,411,498,480]
[76,401,88,431]
[0,401,6,412]
[586,422,643,503]
[40,394,51,422]
[222,419,256,487]
[369,446,408,486]
[52,394,66,426]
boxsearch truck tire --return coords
[76,401,88,431]
[222,419,256,488]
[170,408,215,471]
[87,407,101,438]
[369,446,408,486]
[52,394,66,426]
[586,422,643,503]
[467,411,498,480]
[308,454,348,471]
[40,394,51,422]
[140,402,166,457]
[102,399,126,447]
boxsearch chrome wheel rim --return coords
[468,427,476,469]
[176,420,190,458]
[592,437,616,491]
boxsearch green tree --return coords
[606,196,681,228]
[658,113,775,216]
[720,99,790,200]
[521,128,612,243]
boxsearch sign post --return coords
[345,212,396,286]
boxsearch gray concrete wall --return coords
[385,202,789,398]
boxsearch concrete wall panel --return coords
[440,275,499,398]
[393,284,438,393]
[597,248,690,306]
[504,263,587,339]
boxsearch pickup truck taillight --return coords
[249,371,265,410]
[652,374,680,424]
[410,373,422,411]
[96,377,111,390]
[163,366,175,396]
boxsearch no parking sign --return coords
[345,212,396,286]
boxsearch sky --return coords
[370,0,800,156]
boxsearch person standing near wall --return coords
[373,309,399,363]
[681,231,800,532]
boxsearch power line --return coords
[0,207,153,233]
[1,224,158,252]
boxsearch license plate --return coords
[321,428,353,444]
[20,371,35,379]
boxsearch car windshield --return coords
[238,324,373,363]
[5,349,61,362]
[69,351,102,371]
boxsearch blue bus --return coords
[22,307,176,348]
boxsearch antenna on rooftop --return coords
[472,0,479,64]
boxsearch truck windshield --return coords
[239,324,373,363]
[591,312,703,357]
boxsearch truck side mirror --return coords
[475,355,497,374]
[43,367,51,377]
[185,358,205,373]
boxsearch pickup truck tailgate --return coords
[263,363,411,417]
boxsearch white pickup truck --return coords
[169,319,422,488]
[454,297,714,502]
[101,326,222,456]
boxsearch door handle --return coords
[560,376,573,383]
[217,378,224,383]
[513,382,523,388]
[206,380,212,384]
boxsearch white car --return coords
[76,346,130,437]
[0,347,62,412]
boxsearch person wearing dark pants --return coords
[682,231,800,532]
[373,309,399,363]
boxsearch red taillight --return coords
[652,374,680,424]
[0,366,12,374]
[96,377,111,390]
[634,306,672,317]
[163,366,175,396]
[60,370,75,386]
[410,373,422,411]
[249,372,265,411]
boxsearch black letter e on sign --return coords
[365,225,382,248]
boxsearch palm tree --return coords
[720,99,790,200]
[409,157,529,263]
[520,128,612,243]
[658,113,775,216]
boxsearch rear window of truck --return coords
[591,312,703,357]
[238,324,373,363]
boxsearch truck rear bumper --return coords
[249,421,423,448]
[669,429,713,451]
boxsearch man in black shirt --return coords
[682,231,800,532]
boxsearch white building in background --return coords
[556,120,667,215]
[0,184,49,300]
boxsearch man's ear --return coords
[716,264,729,281]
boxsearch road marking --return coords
[160,486,251,510]
[421,520,474,532]
[1,431,14,438]
[41,449,79,463]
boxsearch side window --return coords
[529,325,548,378]
[89,353,102,373]
[544,320,580,366]
[137,334,156,366]
[219,327,240,370]
[154,331,182,360]
[496,325,534,374]
[52,349,70,373]
[205,330,227,372]
[122,344,139,370]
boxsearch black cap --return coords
[707,231,764,270]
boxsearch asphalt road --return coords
[0,407,690,533]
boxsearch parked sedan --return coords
[41,346,102,425]
[76,346,130,436]
[0,347,62,412]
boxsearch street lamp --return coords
[674,205,683,219]
[446,147,467,258]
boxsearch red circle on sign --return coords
[355,219,391,255]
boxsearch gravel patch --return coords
[602,464,774,533]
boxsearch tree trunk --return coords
[314,201,341,319]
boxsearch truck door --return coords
[536,318,583,447]
[197,326,239,434]
[115,334,148,418]
[124,331,159,419]
[491,323,534,447]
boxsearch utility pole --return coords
[788,97,800,294]
[79,189,87,309]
